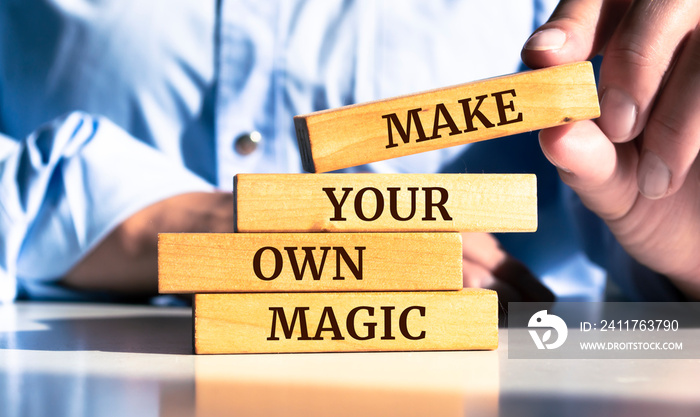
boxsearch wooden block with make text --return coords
[158,232,462,293]
[194,289,498,354]
[295,62,599,172]
[234,173,537,232]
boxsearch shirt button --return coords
[234,131,262,155]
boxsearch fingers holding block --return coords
[193,289,498,354]
[234,173,537,233]
[295,62,599,173]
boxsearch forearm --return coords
[62,192,234,294]
[0,112,218,300]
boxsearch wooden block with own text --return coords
[194,289,497,354]
[234,173,537,232]
[295,62,599,172]
[158,232,463,293]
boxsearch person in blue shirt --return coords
[0,0,698,302]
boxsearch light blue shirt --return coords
[0,0,680,302]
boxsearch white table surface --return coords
[1,301,699,417]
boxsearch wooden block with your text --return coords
[234,173,537,232]
[295,62,599,172]
[194,289,498,354]
[158,232,463,293]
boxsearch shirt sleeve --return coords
[0,111,213,302]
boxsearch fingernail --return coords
[599,88,638,142]
[523,29,567,51]
[638,150,670,199]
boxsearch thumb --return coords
[521,0,628,68]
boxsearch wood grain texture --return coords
[295,62,599,172]
[158,232,462,293]
[194,289,498,354]
[234,173,537,232]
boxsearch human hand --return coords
[521,0,700,297]
[461,232,554,303]
[63,192,234,294]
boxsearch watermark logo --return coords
[509,302,698,359]
[528,310,568,350]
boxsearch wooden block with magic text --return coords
[158,232,463,293]
[234,173,537,232]
[294,62,599,172]
[194,289,498,354]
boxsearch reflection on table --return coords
[1,302,699,417]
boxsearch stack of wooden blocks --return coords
[158,62,599,354]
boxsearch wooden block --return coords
[234,173,536,232]
[158,232,462,293]
[295,62,599,172]
[193,289,498,354]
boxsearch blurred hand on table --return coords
[62,192,234,294]
[461,232,554,303]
